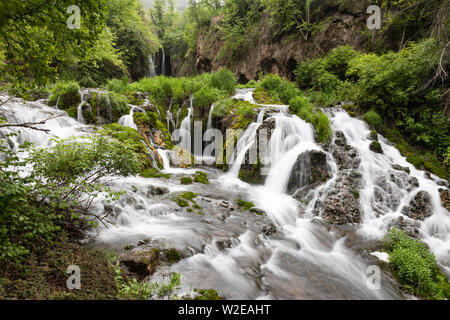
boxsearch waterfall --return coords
[118,106,137,130]
[263,108,319,194]
[327,109,450,272]
[226,109,265,178]
[166,98,175,133]
[76,90,88,124]
[207,104,215,130]
[161,47,166,76]
[177,96,193,151]
[148,55,156,78]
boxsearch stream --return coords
[0,89,449,300]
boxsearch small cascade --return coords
[76,89,88,124]
[105,94,112,122]
[161,47,166,76]
[166,98,175,132]
[226,109,265,178]
[327,109,450,272]
[118,106,137,130]
[177,96,193,151]
[207,104,215,130]
[55,95,61,110]
[148,55,156,78]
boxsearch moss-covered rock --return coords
[369,141,383,154]
[48,81,81,110]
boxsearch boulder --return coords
[369,141,383,154]
[287,150,330,198]
[439,188,450,212]
[262,223,277,236]
[146,185,170,197]
[401,191,433,221]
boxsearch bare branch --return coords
[0,114,63,133]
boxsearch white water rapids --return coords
[0,89,448,299]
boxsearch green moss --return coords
[141,168,171,179]
[164,248,182,264]
[66,107,77,119]
[253,87,282,104]
[173,197,189,207]
[383,228,450,299]
[237,199,255,211]
[193,289,223,300]
[101,123,152,169]
[48,81,81,110]
[369,141,383,153]
[180,177,193,185]
[180,192,198,202]
[194,171,209,184]
[0,237,117,299]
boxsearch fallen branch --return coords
[0,114,63,133]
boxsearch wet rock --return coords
[369,141,383,154]
[146,185,170,197]
[249,207,266,215]
[119,248,163,279]
[262,223,277,236]
[391,164,411,174]
[391,216,420,238]
[401,191,433,221]
[215,239,232,251]
[287,150,330,198]
[315,170,362,225]
[367,130,378,141]
[331,131,360,170]
[170,146,193,168]
[438,188,450,211]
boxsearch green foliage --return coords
[289,95,332,144]
[265,0,325,39]
[257,74,301,104]
[295,40,449,171]
[180,177,193,185]
[48,81,81,110]
[363,110,383,131]
[210,68,237,94]
[237,199,255,211]
[0,132,142,266]
[0,0,108,88]
[164,248,182,264]
[101,123,151,169]
[141,168,171,179]
[383,228,450,299]
[193,289,223,300]
[115,269,181,300]
[194,171,209,184]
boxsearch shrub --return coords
[164,248,182,264]
[210,69,236,94]
[48,81,81,109]
[363,110,383,131]
[383,228,450,299]
[0,132,142,266]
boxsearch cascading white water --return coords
[166,99,175,133]
[3,86,448,300]
[77,89,88,124]
[118,106,137,130]
[161,48,166,76]
[148,55,156,78]
[226,109,265,179]
[328,109,450,274]
[207,104,215,130]
[177,96,193,151]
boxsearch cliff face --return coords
[175,1,373,81]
